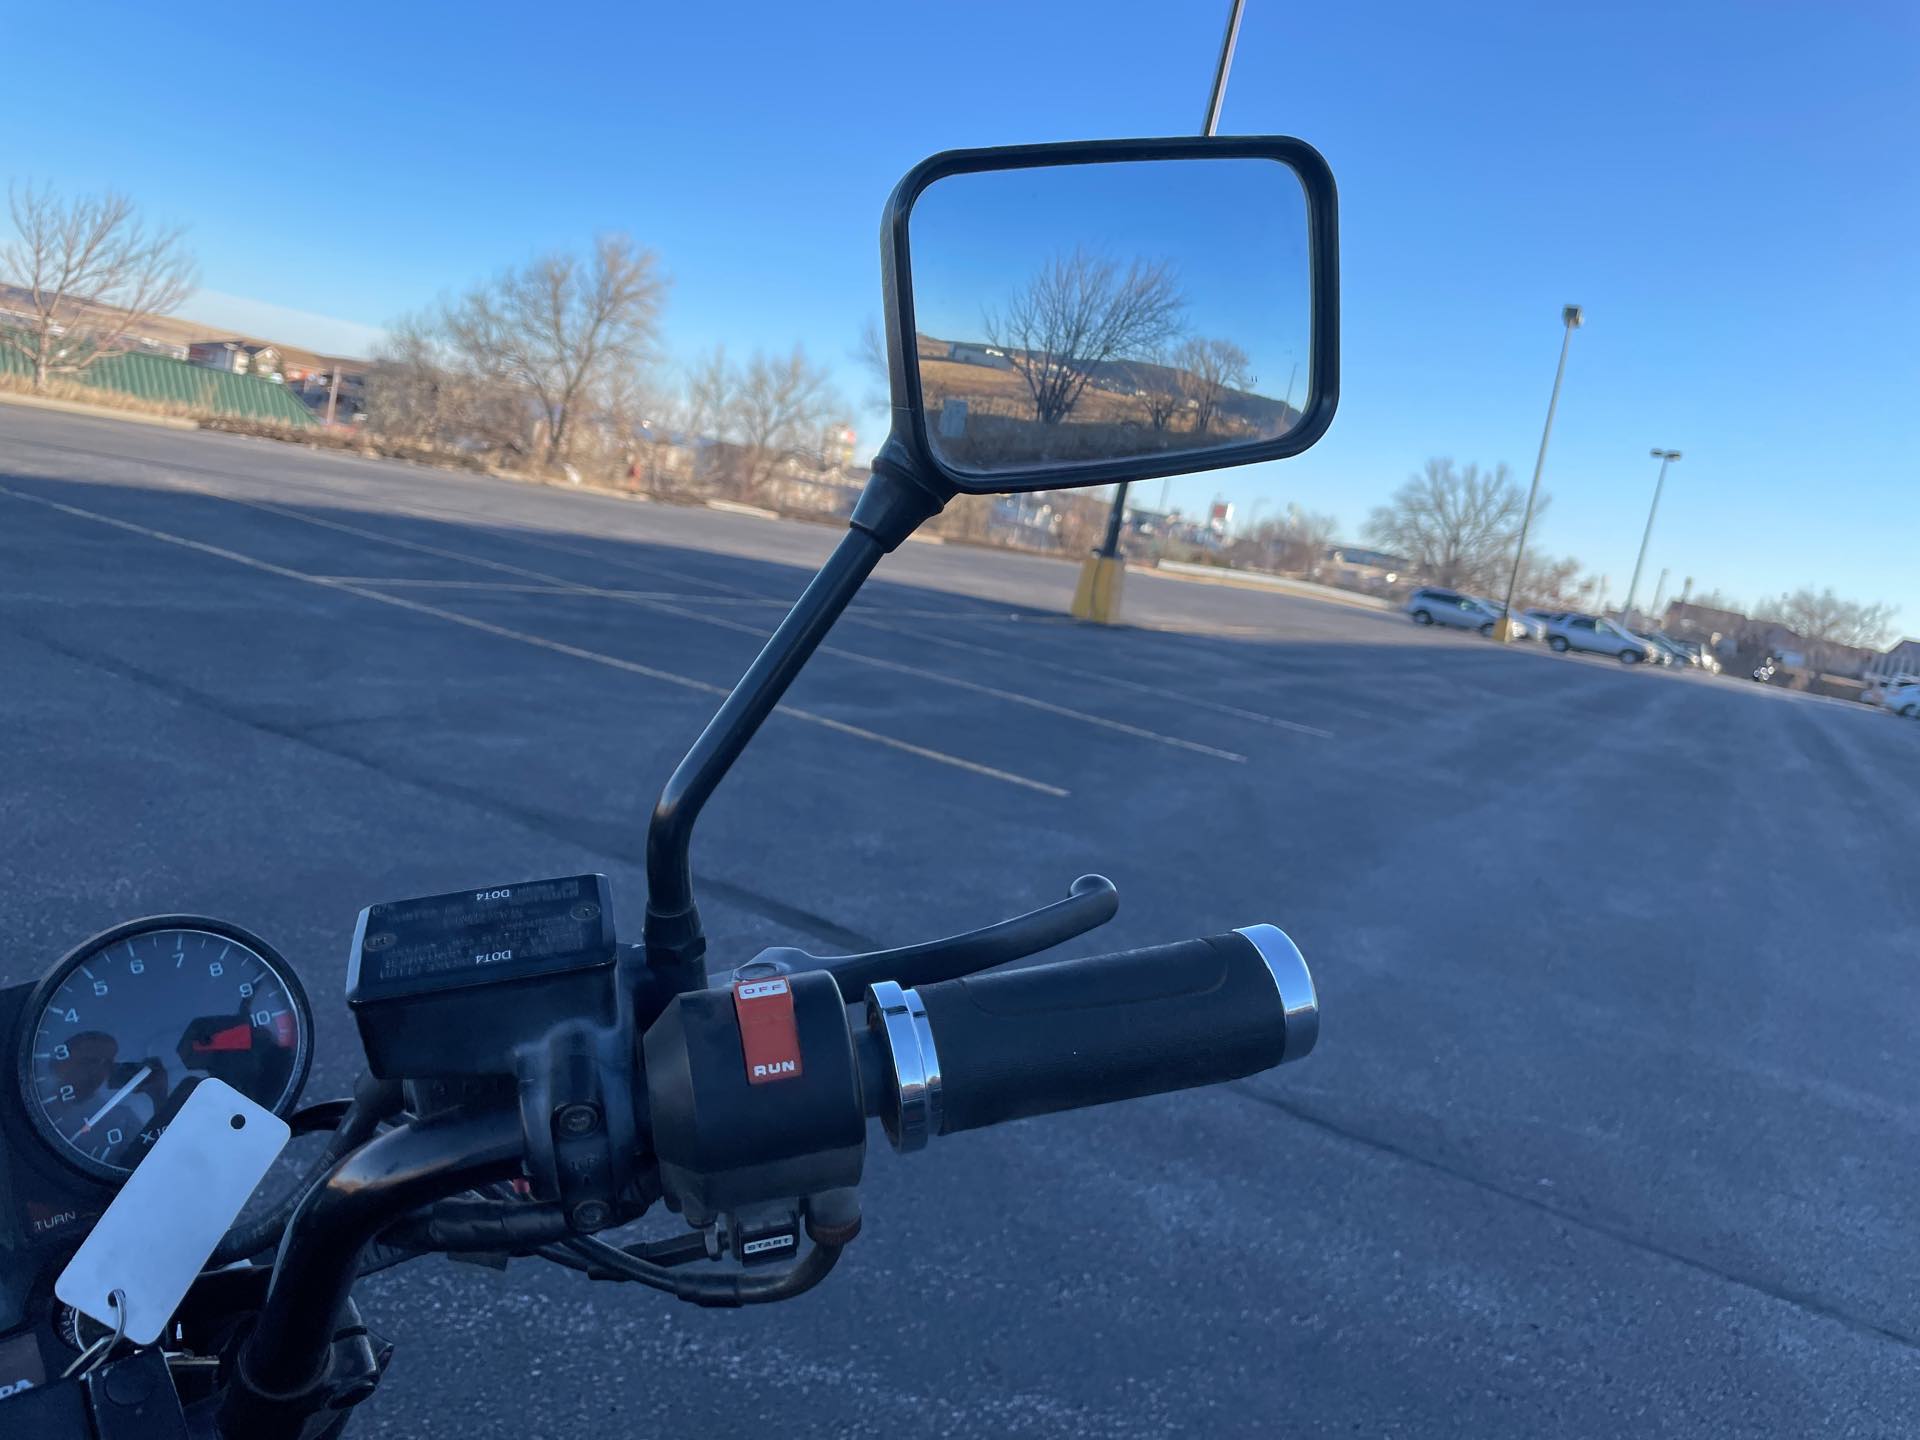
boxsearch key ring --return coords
[61,1288,129,1378]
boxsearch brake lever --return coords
[739,874,1118,996]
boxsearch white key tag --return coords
[56,1078,290,1346]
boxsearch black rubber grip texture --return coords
[915,933,1289,1135]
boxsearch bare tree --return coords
[1136,348,1186,431]
[1684,588,1741,613]
[1,183,197,389]
[1176,336,1252,437]
[728,346,843,495]
[983,248,1184,424]
[683,346,843,498]
[851,315,890,413]
[1270,507,1339,576]
[367,311,530,457]
[1363,458,1535,594]
[593,367,673,482]
[1760,587,1899,677]
[677,346,736,440]
[445,235,665,465]
[1514,551,1589,609]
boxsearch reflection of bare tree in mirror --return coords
[1136,346,1187,432]
[982,248,1184,425]
[1176,337,1253,438]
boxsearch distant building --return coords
[1866,637,1920,682]
[947,342,1014,370]
[1663,600,1745,645]
[187,340,281,380]
[1325,546,1408,590]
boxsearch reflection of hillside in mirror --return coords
[909,156,1311,474]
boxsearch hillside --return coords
[916,334,1299,434]
[0,283,367,373]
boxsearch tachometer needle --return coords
[81,1065,152,1133]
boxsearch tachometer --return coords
[16,916,312,1182]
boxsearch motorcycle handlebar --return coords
[865,926,1317,1145]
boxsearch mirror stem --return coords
[642,447,948,989]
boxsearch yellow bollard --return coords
[1071,554,1126,624]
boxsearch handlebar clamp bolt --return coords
[556,1103,601,1137]
[570,1199,613,1231]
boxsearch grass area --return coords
[0,371,197,420]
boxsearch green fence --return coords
[0,344,317,426]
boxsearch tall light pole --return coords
[1623,449,1681,622]
[1090,0,1245,573]
[1497,304,1584,639]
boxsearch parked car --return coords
[1644,634,1691,667]
[1863,673,1920,706]
[1660,635,1723,674]
[1883,681,1920,717]
[1524,608,1568,630]
[1544,614,1657,664]
[1405,587,1501,634]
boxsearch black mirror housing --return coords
[878,136,1340,497]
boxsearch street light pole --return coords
[1623,449,1681,623]
[1092,0,1246,569]
[1497,304,1584,639]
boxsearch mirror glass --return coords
[906,156,1312,479]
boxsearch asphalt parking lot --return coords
[2,404,1917,1438]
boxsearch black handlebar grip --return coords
[900,926,1317,1138]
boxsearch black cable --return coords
[206,1075,403,1268]
[549,1235,679,1292]
[286,1099,353,1135]
[556,1232,844,1307]
[383,1197,573,1252]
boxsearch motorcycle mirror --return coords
[877,137,1339,496]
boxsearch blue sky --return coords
[2,0,1914,625]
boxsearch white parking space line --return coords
[0,484,1070,799]
[842,614,1336,739]
[313,577,1022,623]
[141,479,1248,764]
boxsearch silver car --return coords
[1405,586,1501,635]
[1545,614,1656,664]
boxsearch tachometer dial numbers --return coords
[17,917,312,1183]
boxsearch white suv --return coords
[1405,586,1500,634]
[1865,675,1920,708]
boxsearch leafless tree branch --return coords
[1759,587,1899,676]
[0,182,197,388]
[983,248,1184,425]
[1363,457,1538,594]
[1175,336,1252,437]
